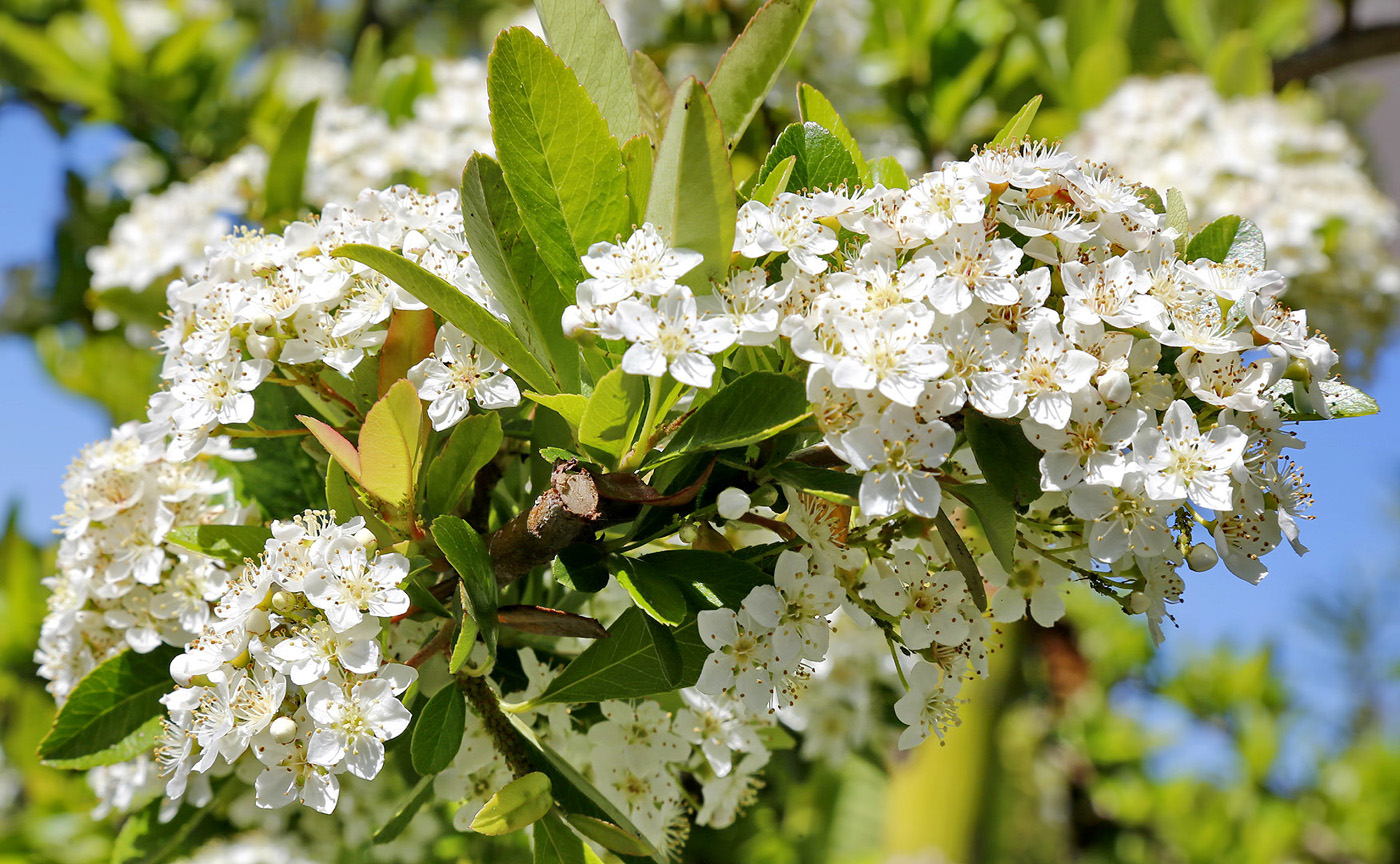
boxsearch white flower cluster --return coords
[171,833,322,864]
[36,423,250,703]
[142,183,518,461]
[1069,74,1400,298]
[569,139,1339,747]
[89,58,494,296]
[156,511,417,817]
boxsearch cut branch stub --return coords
[489,459,605,586]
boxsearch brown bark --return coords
[487,459,606,586]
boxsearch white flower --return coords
[1012,319,1100,429]
[893,661,961,750]
[304,678,413,779]
[830,309,949,407]
[408,323,521,431]
[616,287,737,388]
[695,607,777,714]
[303,540,410,632]
[580,223,704,304]
[1134,401,1247,511]
[734,194,839,273]
[836,406,954,518]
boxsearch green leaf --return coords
[1224,218,1267,270]
[622,135,654,228]
[426,412,504,517]
[565,814,651,858]
[110,777,232,864]
[578,368,646,461]
[963,413,1043,508]
[450,585,480,674]
[527,392,589,430]
[659,371,809,463]
[933,510,988,612]
[411,683,466,774]
[758,121,860,192]
[38,646,179,767]
[796,83,868,182]
[432,516,498,660]
[1269,379,1381,421]
[638,549,770,608]
[460,153,579,390]
[535,811,588,864]
[1185,215,1242,264]
[488,27,631,292]
[534,607,709,704]
[553,544,610,593]
[645,77,736,291]
[536,0,642,144]
[163,525,271,566]
[1135,186,1165,215]
[229,385,326,520]
[1163,0,1214,64]
[1166,187,1190,253]
[868,155,910,190]
[264,99,319,222]
[615,558,688,625]
[373,776,435,844]
[325,459,357,527]
[358,379,426,509]
[299,414,363,485]
[404,571,454,620]
[989,94,1042,146]
[472,772,554,835]
[631,50,672,144]
[768,461,859,505]
[643,613,683,687]
[333,244,558,395]
[947,483,1017,574]
[707,0,817,149]
[1208,29,1272,97]
[748,154,795,206]
[1070,39,1128,110]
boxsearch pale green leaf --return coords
[536,0,642,143]
[164,525,272,566]
[472,772,553,835]
[707,0,817,148]
[535,812,588,864]
[1186,215,1242,264]
[526,392,589,430]
[578,368,645,461]
[357,379,424,508]
[264,99,319,222]
[990,94,1042,146]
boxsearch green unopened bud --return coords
[1186,543,1218,572]
[677,523,699,544]
[750,485,778,508]
[470,772,553,835]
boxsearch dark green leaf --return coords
[411,683,466,774]
[933,510,988,612]
[432,516,499,659]
[333,244,558,395]
[425,412,504,517]
[536,0,642,144]
[946,483,1018,574]
[325,458,359,525]
[264,99,319,222]
[658,371,809,463]
[164,525,270,566]
[645,77,735,291]
[404,570,454,620]
[643,612,683,687]
[488,27,631,292]
[534,607,709,704]
[707,0,817,149]
[373,776,435,844]
[989,94,1042,146]
[553,544,610,593]
[39,646,179,767]
[1185,215,1242,264]
[638,549,770,608]
[565,814,651,858]
[616,558,688,625]
[1135,187,1165,215]
[230,385,325,519]
[963,413,1043,508]
[535,811,588,864]
[759,122,860,193]
[768,461,859,505]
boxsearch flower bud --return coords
[270,591,298,614]
[245,333,278,360]
[1125,591,1148,614]
[270,716,299,744]
[1186,543,1218,572]
[245,608,270,635]
[354,526,379,550]
[716,487,752,521]
[750,485,778,508]
[677,523,699,544]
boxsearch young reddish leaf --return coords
[378,308,436,398]
[297,414,363,484]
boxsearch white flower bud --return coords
[1186,542,1219,572]
[245,608,270,635]
[1125,591,1148,614]
[245,333,278,360]
[716,487,752,521]
[270,591,298,614]
[270,716,299,744]
[354,526,378,549]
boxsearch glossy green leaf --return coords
[638,549,770,608]
[947,483,1018,574]
[432,516,498,659]
[164,525,272,566]
[535,811,588,864]
[264,99,318,222]
[534,608,709,705]
[488,27,630,292]
[707,0,817,149]
[869,155,910,190]
[1185,215,1243,264]
[615,558,688,626]
[758,121,860,192]
[358,379,425,509]
[333,244,558,395]
[460,153,578,390]
[566,814,651,857]
[425,412,504,517]
[553,544,610,593]
[411,683,466,775]
[933,510,988,612]
[989,94,1042,146]
[527,392,589,430]
[579,368,645,461]
[230,385,326,519]
[450,584,480,673]
[963,413,1043,508]
[373,776,435,844]
[471,772,554,835]
[645,77,736,291]
[38,646,179,766]
[796,83,868,183]
[658,371,809,463]
[536,0,642,144]
[1269,379,1381,421]
[643,612,684,686]
[768,461,859,505]
[404,570,454,620]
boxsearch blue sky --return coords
[2,98,1398,729]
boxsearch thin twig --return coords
[1273,22,1400,87]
